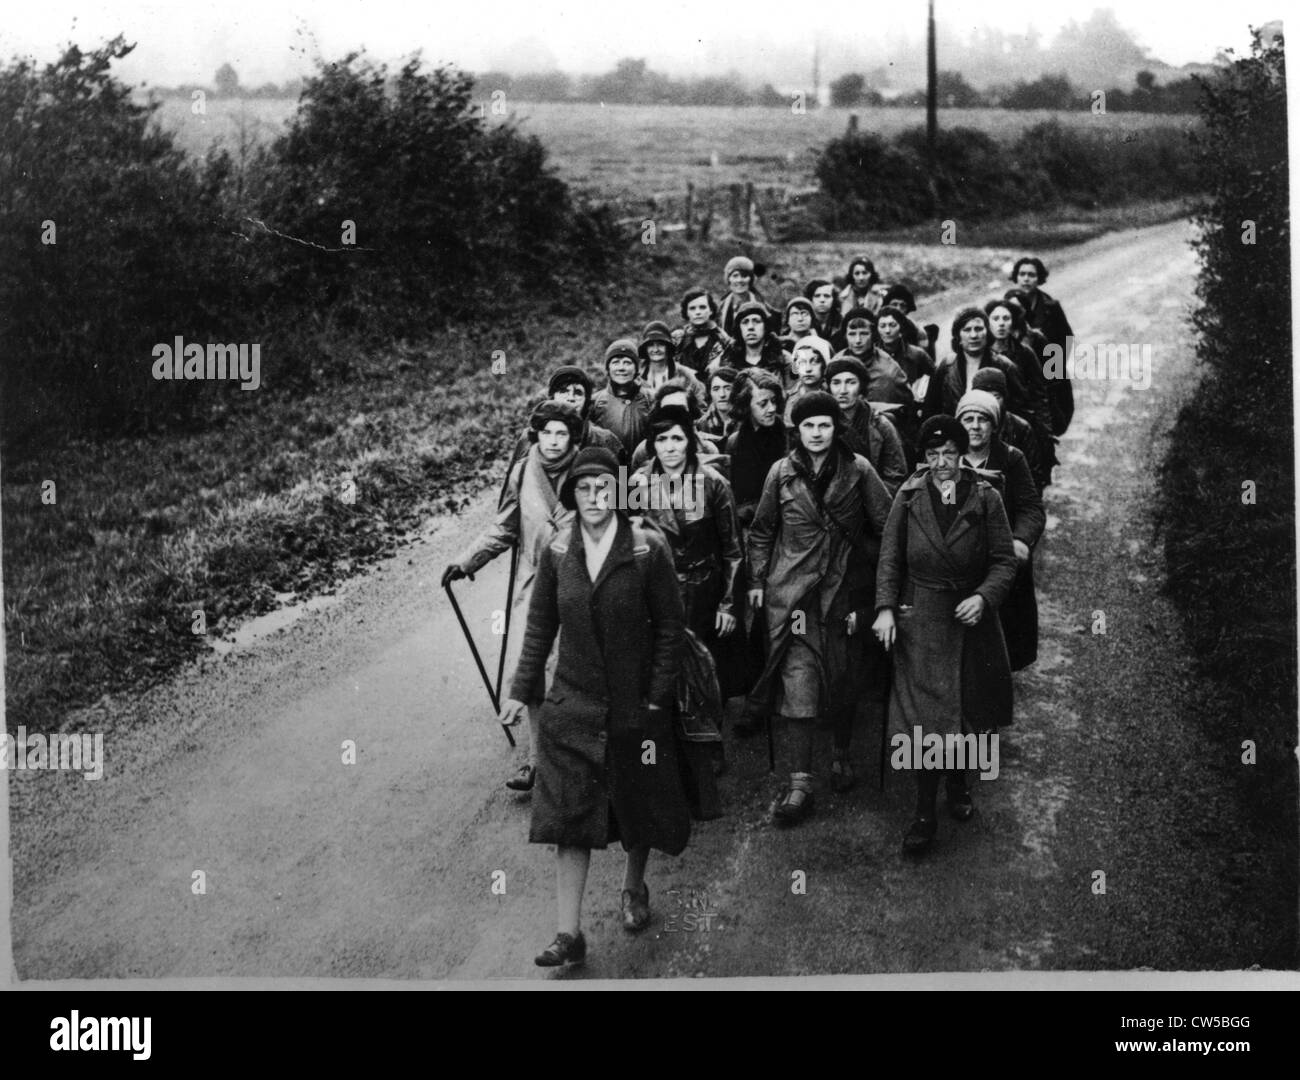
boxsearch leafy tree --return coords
[215,62,240,96]
[830,73,865,107]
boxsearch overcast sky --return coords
[0,0,1274,87]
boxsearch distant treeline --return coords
[0,43,623,453]
[473,60,1202,114]
[839,69,1203,113]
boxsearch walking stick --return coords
[766,711,775,773]
[444,578,517,748]
[878,695,890,790]
[494,541,520,705]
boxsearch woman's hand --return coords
[1013,539,1030,562]
[441,564,468,588]
[716,609,737,637]
[747,587,764,610]
[845,611,860,636]
[498,699,527,727]
[954,594,986,626]
[872,609,896,651]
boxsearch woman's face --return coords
[845,320,872,355]
[749,388,778,428]
[654,424,690,471]
[574,475,615,528]
[959,318,988,355]
[607,356,637,385]
[739,313,766,347]
[553,382,587,413]
[987,306,1014,340]
[852,263,873,288]
[797,351,824,386]
[829,372,861,407]
[798,415,836,455]
[710,377,733,408]
[876,313,902,345]
[537,420,573,462]
[810,285,834,314]
[925,440,961,484]
[1015,263,1041,292]
[727,270,752,296]
[961,411,993,453]
[645,342,668,364]
[788,307,812,334]
[686,296,712,327]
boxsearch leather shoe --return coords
[620,883,651,933]
[902,814,937,855]
[534,931,586,967]
[830,759,857,793]
[506,765,536,791]
[774,787,815,826]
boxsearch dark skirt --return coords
[530,679,692,855]
[1000,557,1039,672]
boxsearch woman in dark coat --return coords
[971,367,1046,491]
[804,278,842,343]
[501,447,691,967]
[675,287,733,376]
[724,369,789,726]
[872,416,1018,855]
[985,298,1056,480]
[1009,256,1075,435]
[923,308,1031,428]
[745,392,894,820]
[957,391,1044,671]
[589,339,653,458]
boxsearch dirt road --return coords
[9,219,1287,982]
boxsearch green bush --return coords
[0,38,242,452]
[1158,29,1292,713]
[0,42,624,454]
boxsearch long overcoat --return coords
[1022,289,1075,435]
[981,439,1044,671]
[509,516,691,854]
[875,467,1019,735]
[745,446,894,717]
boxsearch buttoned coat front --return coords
[509,516,691,853]
[875,467,1019,735]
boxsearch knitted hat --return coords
[825,356,869,387]
[971,367,1008,397]
[734,299,770,331]
[558,447,621,511]
[790,390,841,428]
[528,400,583,442]
[917,414,969,455]
[547,366,593,418]
[784,296,815,319]
[637,321,676,362]
[802,278,833,300]
[882,284,917,312]
[791,335,831,365]
[603,339,639,368]
[956,389,1002,426]
[842,306,876,329]
[724,255,755,280]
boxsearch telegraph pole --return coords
[927,0,937,159]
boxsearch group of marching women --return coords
[442,253,1075,968]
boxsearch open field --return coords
[150,97,1200,206]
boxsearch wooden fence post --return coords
[685,181,695,240]
[744,182,754,237]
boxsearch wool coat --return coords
[971,438,1044,672]
[744,445,894,718]
[875,467,1019,736]
[840,400,908,494]
[923,351,1030,427]
[1022,289,1075,435]
[720,337,787,378]
[589,383,653,457]
[509,516,691,853]
[675,322,732,375]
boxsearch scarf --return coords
[538,443,577,488]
